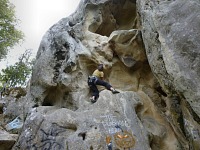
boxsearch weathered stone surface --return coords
[137,0,200,149]
[0,0,198,149]
[29,0,145,110]
[137,0,200,117]
[108,29,146,68]
[13,91,150,150]
[0,130,18,150]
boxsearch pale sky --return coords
[0,0,81,70]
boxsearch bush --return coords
[0,49,35,88]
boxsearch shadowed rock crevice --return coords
[42,86,78,111]
[155,86,167,97]
[63,122,77,132]
[78,132,86,140]
[182,97,200,124]
[88,0,137,36]
[42,86,62,106]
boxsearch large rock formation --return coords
[0,0,199,149]
[14,91,151,150]
[137,0,200,149]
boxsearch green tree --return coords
[0,0,24,60]
[0,49,35,88]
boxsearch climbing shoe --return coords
[90,97,97,103]
[112,90,120,94]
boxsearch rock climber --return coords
[88,64,119,103]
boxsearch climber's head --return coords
[97,64,104,71]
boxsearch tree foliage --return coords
[0,49,35,88]
[0,0,24,60]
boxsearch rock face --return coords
[0,0,199,149]
[0,130,18,150]
[0,88,27,150]
[14,91,151,150]
[137,0,200,149]
[138,0,200,118]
